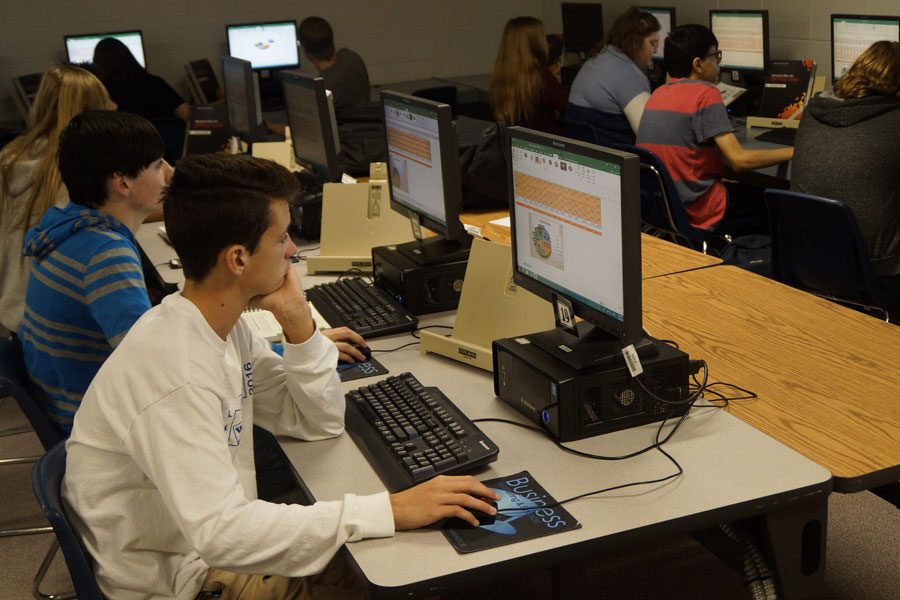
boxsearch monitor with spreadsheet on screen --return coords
[709,10,769,73]
[65,30,146,67]
[226,20,300,70]
[282,70,342,183]
[641,7,676,61]
[831,14,900,82]
[507,126,653,369]
[221,56,263,143]
[381,91,470,266]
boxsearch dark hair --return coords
[163,155,300,281]
[92,37,145,81]
[57,110,164,208]
[299,17,335,61]
[601,7,661,61]
[664,25,718,78]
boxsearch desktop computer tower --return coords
[493,337,691,442]
[372,244,467,315]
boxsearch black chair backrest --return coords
[33,442,105,600]
[411,86,458,116]
[0,336,64,450]
[560,118,599,144]
[765,190,876,299]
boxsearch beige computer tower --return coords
[420,237,554,371]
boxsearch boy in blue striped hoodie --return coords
[19,110,173,434]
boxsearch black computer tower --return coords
[493,337,691,442]
[372,244,467,315]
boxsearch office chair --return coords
[765,189,900,321]
[559,118,600,144]
[614,144,749,255]
[411,86,458,117]
[0,335,74,599]
[33,442,104,600]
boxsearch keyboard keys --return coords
[306,278,418,339]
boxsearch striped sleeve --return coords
[85,239,151,348]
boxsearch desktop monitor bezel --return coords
[709,9,770,73]
[220,56,262,144]
[281,70,343,183]
[64,30,146,68]
[225,20,300,70]
[506,126,644,347]
[561,3,605,58]
[380,90,466,243]
[830,14,900,83]
[640,6,676,62]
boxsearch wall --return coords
[1,0,542,125]
[542,0,899,83]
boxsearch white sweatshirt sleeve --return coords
[123,385,394,577]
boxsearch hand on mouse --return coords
[321,327,368,362]
[389,475,501,529]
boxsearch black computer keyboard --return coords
[306,277,418,338]
[755,127,798,146]
[345,372,500,491]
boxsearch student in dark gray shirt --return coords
[299,17,371,116]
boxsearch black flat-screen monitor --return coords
[641,7,676,61]
[282,71,342,183]
[709,10,769,73]
[562,3,604,59]
[226,20,300,70]
[220,56,263,143]
[65,30,146,67]
[507,126,652,369]
[381,91,470,265]
[831,14,900,82]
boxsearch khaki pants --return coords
[196,554,369,600]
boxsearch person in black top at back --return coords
[93,37,191,122]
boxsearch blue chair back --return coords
[765,189,900,310]
[33,442,105,600]
[0,336,64,451]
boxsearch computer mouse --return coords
[337,344,372,367]
[444,499,497,528]
[168,258,182,269]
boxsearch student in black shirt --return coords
[299,16,370,116]
[93,37,191,122]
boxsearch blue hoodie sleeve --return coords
[84,241,151,347]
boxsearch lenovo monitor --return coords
[220,56,263,143]
[709,10,769,74]
[226,20,300,70]
[282,70,342,183]
[562,3,604,59]
[831,14,900,82]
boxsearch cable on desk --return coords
[336,268,373,283]
[410,325,454,339]
[292,246,320,261]
[370,341,420,354]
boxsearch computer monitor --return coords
[226,20,300,70]
[641,7,676,61]
[831,14,900,82]
[709,10,769,74]
[507,126,652,369]
[561,3,604,59]
[282,71,342,183]
[64,30,146,68]
[381,91,471,266]
[220,56,263,143]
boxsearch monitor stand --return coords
[307,174,418,274]
[396,235,472,266]
[420,237,555,371]
[528,322,657,371]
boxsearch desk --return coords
[458,211,722,279]
[730,126,792,188]
[642,266,900,492]
[135,223,184,287]
[435,73,492,104]
[282,263,831,598]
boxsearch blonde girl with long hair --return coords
[490,16,569,133]
[0,65,113,332]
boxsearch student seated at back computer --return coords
[0,66,113,336]
[637,25,793,234]
[93,37,191,122]
[62,153,500,600]
[299,16,370,116]
[567,7,661,144]
[491,16,569,134]
[791,41,900,288]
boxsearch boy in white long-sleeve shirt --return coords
[62,154,498,600]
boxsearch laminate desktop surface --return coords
[642,265,900,492]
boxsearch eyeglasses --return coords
[703,50,723,63]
